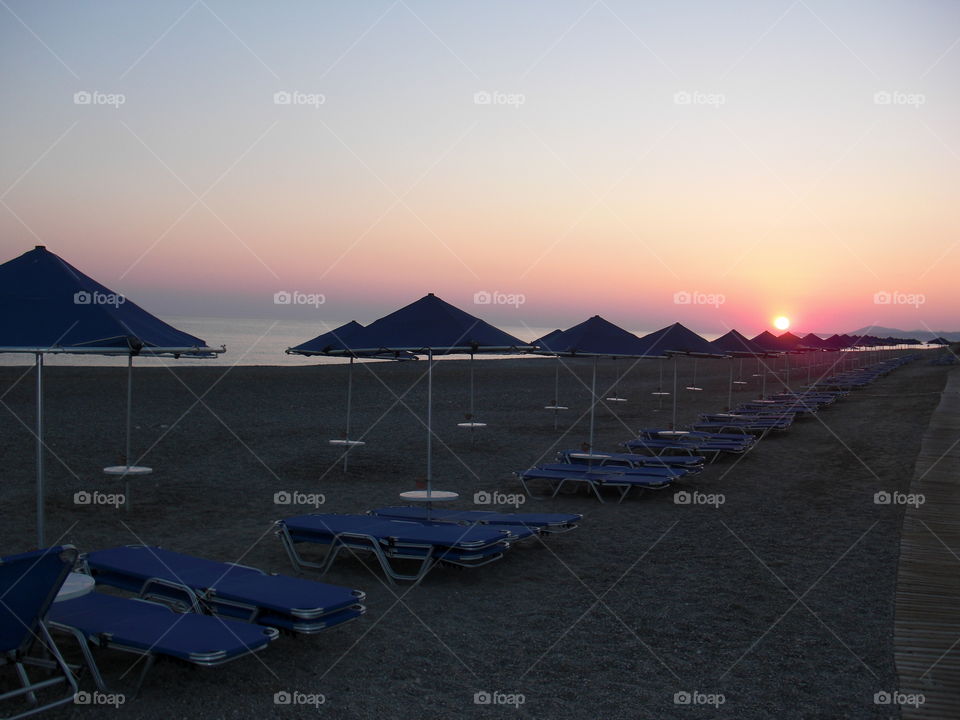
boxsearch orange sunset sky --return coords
[1,1,958,336]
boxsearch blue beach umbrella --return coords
[295,293,530,498]
[0,246,222,545]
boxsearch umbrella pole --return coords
[125,355,134,511]
[727,357,733,410]
[125,355,133,468]
[469,352,476,444]
[344,357,354,472]
[553,356,561,430]
[588,356,597,452]
[671,356,678,428]
[427,348,433,498]
[36,353,45,548]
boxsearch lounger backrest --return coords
[0,546,77,655]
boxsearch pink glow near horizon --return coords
[1,2,957,336]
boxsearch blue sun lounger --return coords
[370,506,581,534]
[82,546,366,635]
[48,593,277,696]
[1,546,78,719]
[515,466,674,503]
[276,514,525,582]
[557,450,705,473]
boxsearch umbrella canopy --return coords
[776,331,804,351]
[288,320,365,355]
[749,331,789,353]
[0,246,213,354]
[0,246,221,547]
[327,293,527,355]
[711,329,767,356]
[536,316,659,358]
[798,332,831,350]
[820,334,850,350]
[533,328,564,350]
[636,322,720,357]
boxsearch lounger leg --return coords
[381,553,434,584]
[52,625,113,694]
[130,655,155,700]
[589,483,606,503]
[14,662,38,707]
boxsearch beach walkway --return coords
[895,365,960,718]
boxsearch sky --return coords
[1,0,958,337]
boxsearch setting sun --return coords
[774,316,790,331]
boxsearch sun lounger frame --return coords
[275,519,510,583]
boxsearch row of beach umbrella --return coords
[0,245,935,544]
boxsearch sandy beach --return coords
[0,352,948,719]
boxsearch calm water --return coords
[0,317,581,367]
[2,316,904,368]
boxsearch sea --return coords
[0,317,686,367]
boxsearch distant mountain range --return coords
[846,326,960,342]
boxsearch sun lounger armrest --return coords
[139,577,203,614]
[225,561,267,576]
